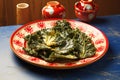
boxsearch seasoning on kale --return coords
[23,20,96,62]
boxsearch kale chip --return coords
[23,20,96,62]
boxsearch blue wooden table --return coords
[0,15,120,80]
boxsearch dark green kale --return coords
[23,20,96,62]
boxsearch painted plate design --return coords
[10,19,109,69]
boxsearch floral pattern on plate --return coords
[10,19,109,69]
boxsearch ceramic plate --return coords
[10,19,109,69]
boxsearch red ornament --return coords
[29,57,40,62]
[16,32,24,38]
[95,39,104,44]
[97,46,104,52]
[74,0,98,22]
[42,1,65,19]
[37,21,45,29]
[24,25,33,33]
[13,40,23,47]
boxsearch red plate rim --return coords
[10,19,109,69]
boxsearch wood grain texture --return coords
[0,0,120,26]
[0,0,5,26]
[95,0,120,16]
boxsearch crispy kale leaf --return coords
[23,20,96,62]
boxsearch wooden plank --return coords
[0,0,120,26]
[4,0,16,25]
[95,0,120,16]
[29,0,41,20]
[0,0,6,26]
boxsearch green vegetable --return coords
[23,20,96,62]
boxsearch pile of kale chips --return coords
[23,20,96,62]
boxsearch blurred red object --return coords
[74,0,98,22]
[42,1,65,19]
